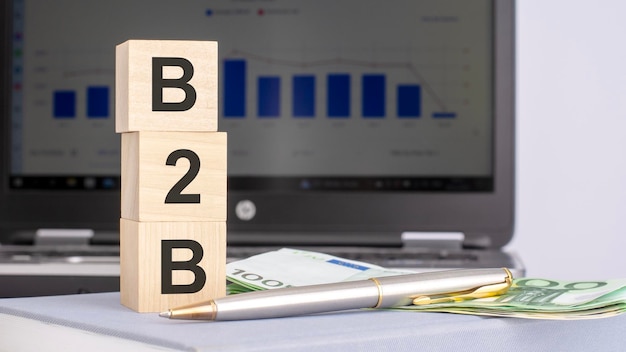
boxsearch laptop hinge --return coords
[35,229,94,246]
[401,232,465,250]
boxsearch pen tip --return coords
[159,311,171,318]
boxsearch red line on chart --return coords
[226,49,450,111]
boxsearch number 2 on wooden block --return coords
[165,149,201,204]
[120,131,226,222]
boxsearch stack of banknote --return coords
[396,278,626,319]
[226,248,625,320]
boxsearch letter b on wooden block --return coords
[121,131,227,222]
[115,40,218,132]
[120,219,226,313]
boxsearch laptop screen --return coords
[1,0,515,248]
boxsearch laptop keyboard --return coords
[0,245,120,263]
[0,245,480,268]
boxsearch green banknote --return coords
[396,278,626,320]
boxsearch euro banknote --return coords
[395,278,626,319]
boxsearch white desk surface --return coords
[0,292,624,352]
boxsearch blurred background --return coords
[4,0,626,285]
[510,0,626,280]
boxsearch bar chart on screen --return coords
[12,0,493,182]
[15,47,118,176]
[221,48,464,121]
[28,49,114,121]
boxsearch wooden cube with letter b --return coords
[116,39,226,313]
[116,40,218,133]
[120,219,226,313]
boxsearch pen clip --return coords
[412,268,513,306]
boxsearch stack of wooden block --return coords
[115,40,226,313]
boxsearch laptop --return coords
[0,0,521,297]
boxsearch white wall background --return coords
[507,0,626,280]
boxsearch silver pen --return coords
[159,268,512,321]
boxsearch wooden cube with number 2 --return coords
[121,131,226,222]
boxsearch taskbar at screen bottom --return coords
[229,176,493,192]
[7,175,493,192]
[9,176,119,190]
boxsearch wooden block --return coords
[120,218,226,313]
[121,131,227,222]
[115,40,218,133]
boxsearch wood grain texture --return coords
[121,131,227,222]
[115,40,218,132]
[120,219,226,313]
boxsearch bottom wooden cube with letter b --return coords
[120,218,226,312]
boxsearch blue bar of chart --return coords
[327,74,351,118]
[292,75,315,117]
[87,86,109,118]
[362,74,385,118]
[258,76,280,117]
[397,85,421,118]
[53,90,76,118]
[433,112,457,119]
[224,59,246,117]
